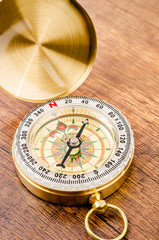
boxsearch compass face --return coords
[13,97,134,192]
[30,112,116,174]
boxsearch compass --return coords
[13,96,134,240]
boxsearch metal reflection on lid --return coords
[0,0,96,102]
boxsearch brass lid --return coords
[0,0,96,102]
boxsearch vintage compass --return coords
[13,96,134,240]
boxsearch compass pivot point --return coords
[70,137,78,144]
[69,137,80,147]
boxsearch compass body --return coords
[13,97,134,205]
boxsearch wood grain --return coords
[0,0,159,239]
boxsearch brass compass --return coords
[13,96,134,239]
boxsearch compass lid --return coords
[0,0,96,102]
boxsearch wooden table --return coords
[1,0,159,239]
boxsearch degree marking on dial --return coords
[72,107,75,114]
[32,148,40,151]
[40,136,46,143]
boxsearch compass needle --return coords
[56,118,88,168]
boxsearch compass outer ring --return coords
[12,144,134,205]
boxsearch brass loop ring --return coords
[85,204,128,240]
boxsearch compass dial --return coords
[13,97,134,203]
[30,113,116,174]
